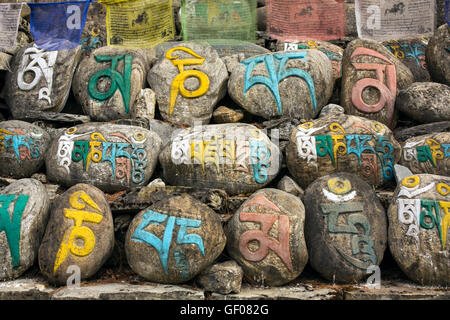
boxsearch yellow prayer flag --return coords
[100,0,175,49]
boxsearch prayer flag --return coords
[181,0,257,41]
[0,3,23,49]
[266,0,345,41]
[99,0,175,48]
[28,0,90,51]
[446,0,449,26]
[355,0,435,41]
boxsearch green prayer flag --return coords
[181,0,257,41]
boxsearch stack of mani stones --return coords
[0,9,449,291]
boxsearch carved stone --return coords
[303,173,387,283]
[388,174,450,286]
[225,188,308,286]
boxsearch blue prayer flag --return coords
[28,0,90,51]
[446,0,450,26]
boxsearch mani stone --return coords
[159,123,280,196]
[387,174,450,286]
[38,184,114,286]
[196,260,243,294]
[72,46,150,122]
[225,188,308,286]
[0,120,51,178]
[4,43,81,119]
[399,132,450,177]
[148,42,228,126]
[426,24,450,86]
[277,40,344,82]
[44,122,162,193]
[341,38,415,129]
[125,195,226,284]
[303,173,387,283]
[285,113,402,190]
[228,49,334,120]
[396,82,450,123]
[383,39,430,82]
[0,178,50,280]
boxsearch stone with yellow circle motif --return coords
[388,173,450,286]
[38,184,114,286]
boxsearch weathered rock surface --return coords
[193,40,270,60]
[196,260,243,294]
[148,42,228,126]
[384,39,430,82]
[426,24,450,85]
[0,179,50,280]
[396,82,450,123]
[341,39,415,129]
[228,50,334,120]
[318,103,345,118]
[159,123,280,195]
[148,119,182,149]
[125,195,226,284]
[0,120,51,178]
[5,44,81,118]
[399,132,450,177]
[132,88,156,121]
[286,113,402,189]
[394,121,450,143]
[303,173,387,283]
[225,188,308,286]
[72,47,150,121]
[45,123,162,192]
[277,40,344,82]
[212,106,244,124]
[276,175,304,198]
[388,174,450,286]
[38,184,114,286]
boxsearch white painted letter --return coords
[66,5,81,30]
[367,5,380,30]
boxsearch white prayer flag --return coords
[0,3,23,49]
[355,0,435,41]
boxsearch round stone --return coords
[383,39,430,82]
[72,46,150,121]
[159,123,280,195]
[388,174,450,286]
[0,120,51,178]
[125,195,226,284]
[38,183,114,286]
[285,113,402,189]
[45,122,162,193]
[341,38,414,129]
[225,188,308,286]
[303,173,387,283]
[399,132,450,181]
[396,82,450,123]
[228,49,334,120]
[148,42,228,126]
[0,178,50,280]
[425,24,450,85]
[4,43,81,118]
